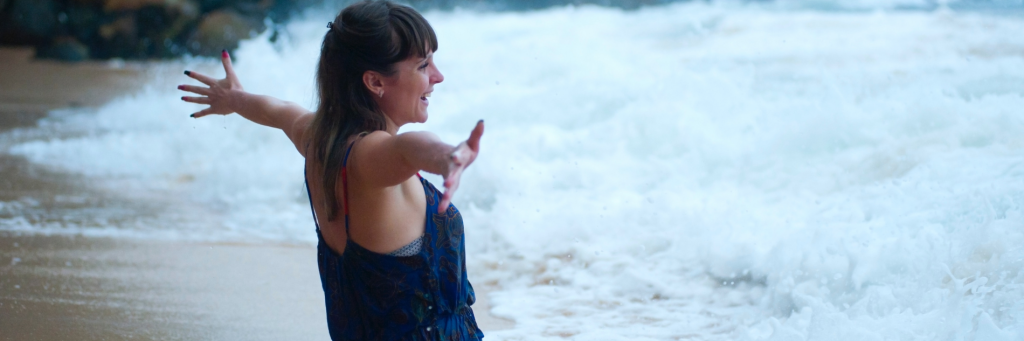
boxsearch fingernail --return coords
[479,119,484,124]
[177,85,184,90]
[181,96,186,101]
[222,50,228,58]
[184,70,191,76]
[190,114,195,118]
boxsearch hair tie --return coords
[327,21,334,29]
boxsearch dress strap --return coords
[303,168,320,232]
[340,140,357,237]
[304,134,362,236]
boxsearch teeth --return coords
[424,93,431,98]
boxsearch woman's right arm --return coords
[178,50,314,156]
[212,92,313,156]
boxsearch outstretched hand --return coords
[438,120,485,213]
[178,50,244,118]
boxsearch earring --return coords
[378,90,383,98]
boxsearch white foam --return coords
[4,3,1024,339]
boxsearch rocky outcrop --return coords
[187,8,264,56]
[36,35,90,61]
[0,0,315,61]
[405,0,672,11]
[0,0,677,61]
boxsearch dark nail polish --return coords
[181,96,186,101]
[184,70,191,76]
[190,114,195,118]
[222,50,228,58]
[177,85,184,90]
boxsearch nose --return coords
[431,65,444,84]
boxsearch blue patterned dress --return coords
[304,142,484,341]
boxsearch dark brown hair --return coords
[310,0,438,221]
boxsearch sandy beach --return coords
[0,233,331,340]
[0,47,512,341]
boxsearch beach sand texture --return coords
[0,48,512,341]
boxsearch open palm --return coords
[178,50,244,118]
[439,120,484,212]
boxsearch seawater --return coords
[3,2,1024,340]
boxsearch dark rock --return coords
[102,0,199,14]
[186,9,264,56]
[83,0,205,59]
[137,1,200,58]
[36,36,90,62]
[133,4,193,38]
[98,15,136,41]
[64,3,104,43]
[2,0,683,61]
[233,0,276,16]
[197,0,228,12]
[0,0,61,45]
[268,0,319,21]
[94,14,138,58]
[405,0,674,11]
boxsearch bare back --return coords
[304,135,427,255]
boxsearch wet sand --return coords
[0,233,330,341]
[0,48,512,340]
[0,48,148,128]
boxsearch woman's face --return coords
[379,51,443,127]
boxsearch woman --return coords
[177,1,485,340]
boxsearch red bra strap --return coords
[341,141,356,236]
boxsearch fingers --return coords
[449,146,466,167]
[438,182,451,212]
[444,164,463,188]
[439,181,459,213]
[181,96,211,105]
[220,50,238,83]
[439,165,464,212]
[437,120,484,212]
[184,70,217,86]
[438,195,450,213]
[436,119,485,212]
[466,120,484,151]
[191,108,215,118]
[177,84,210,96]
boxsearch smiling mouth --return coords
[421,92,431,103]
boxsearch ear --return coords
[363,70,385,98]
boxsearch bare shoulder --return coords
[349,130,395,169]
[355,130,393,145]
[349,130,418,189]
[287,112,316,157]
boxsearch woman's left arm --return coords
[178,50,314,156]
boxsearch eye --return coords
[418,61,429,70]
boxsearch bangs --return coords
[388,5,438,61]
